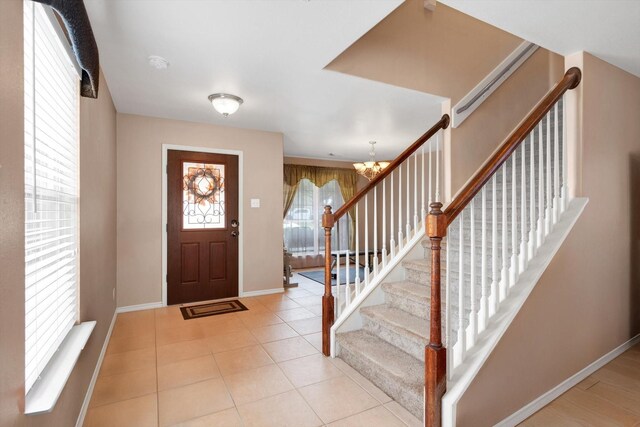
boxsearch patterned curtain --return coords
[283,164,358,249]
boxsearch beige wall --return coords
[116,114,284,306]
[326,0,564,197]
[0,0,118,424]
[456,53,640,425]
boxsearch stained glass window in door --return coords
[182,162,225,229]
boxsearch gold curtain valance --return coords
[283,164,357,190]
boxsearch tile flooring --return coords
[521,343,640,425]
[84,273,422,427]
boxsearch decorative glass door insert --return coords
[182,162,225,229]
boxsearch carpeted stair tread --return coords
[337,330,424,419]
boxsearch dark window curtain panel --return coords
[33,0,99,98]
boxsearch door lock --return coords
[231,219,239,228]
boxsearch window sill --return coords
[25,321,96,415]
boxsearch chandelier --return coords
[353,141,390,181]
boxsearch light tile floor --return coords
[84,272,422,427]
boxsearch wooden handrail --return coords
[444,67,581,225]
[333,114,450,221]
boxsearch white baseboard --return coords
[496,333,640,427]
[241,288,284,297]
[116,302,163,313]
[75,311,117,427]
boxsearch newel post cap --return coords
[322,205,334,228]
[427,202,447,238]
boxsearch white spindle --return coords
[345,247,351,307]
[365,193,369,286]
[511,154,519,285]
[546,113,552,235]
[422,145,426,219]
[436,134,441,200]
[529,130,537,256]
[429,139,433,207]
[501,165,508,300]
[382,178,387,268]
[538,122,544,245]
[520,141,528,271]
[355,203,360,296]
[390,171,396,257]
[458,213,466,363]
[491,174,498,315]
[553,102,560,224]
[445,234,452,379]
[398,164,404,251]
[562,97,568,211]
[406,158,411,239]
[469,199,477,346]
[414,154,419,233]
[480,186,488,332]
[336,252,341,316]
[374,187,378,276]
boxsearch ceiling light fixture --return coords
[148,55,169,70]
[208,93,243,117]
[353,141,390,181]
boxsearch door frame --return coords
[161,144,244,307]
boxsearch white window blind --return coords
[24,1,80,395]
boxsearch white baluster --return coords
[365,193,369,287]
[374,187,378,276]
[422,145,426,220]
[398,164,404,251]
[414,153,419,233]
[530,130,537,256]
[406,158,411,239]
[538,122,544,245]
[457,214,466,365]
[544,112,552,236]
[491,174,499,315]
[345,247,351,307]
[562,97,568,211]
[480,186,488,332]
[355,203,361,296]
[511,153,519,285]
[429,139,433,207]
[520,141,528,271]
[553,102,560,224]
[501,165,508,300]
[469,200,477,347]
[436,134,440,201]
[445,234,452,378]
[382,178,387,268]
[390,171,396,257]
[335,251,341,316]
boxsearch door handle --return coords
[231,230,239,237]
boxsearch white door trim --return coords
[161,144,244,307]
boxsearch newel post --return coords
[322,205,335,356]
[425,202,447,427]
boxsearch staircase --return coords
[320,68,583,425]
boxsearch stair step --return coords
[361,305,428,362]
[337,330,424,420]
[382,281,430,319]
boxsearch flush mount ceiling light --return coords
[148,55,169,70]
[208,93,243,117]
[353,141,390,181]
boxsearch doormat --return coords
[299,267,366,286]
[180,300,248,320]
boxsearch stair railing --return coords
[425,67,581,426]
[321,114,451,356]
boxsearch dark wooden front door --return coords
[167,150,239,305]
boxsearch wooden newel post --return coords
[425,201,447,427]
[322,205,335,357]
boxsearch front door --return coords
[167,150,239,305]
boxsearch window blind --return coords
[24,1,80,394]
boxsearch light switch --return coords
[250,198,260,208]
